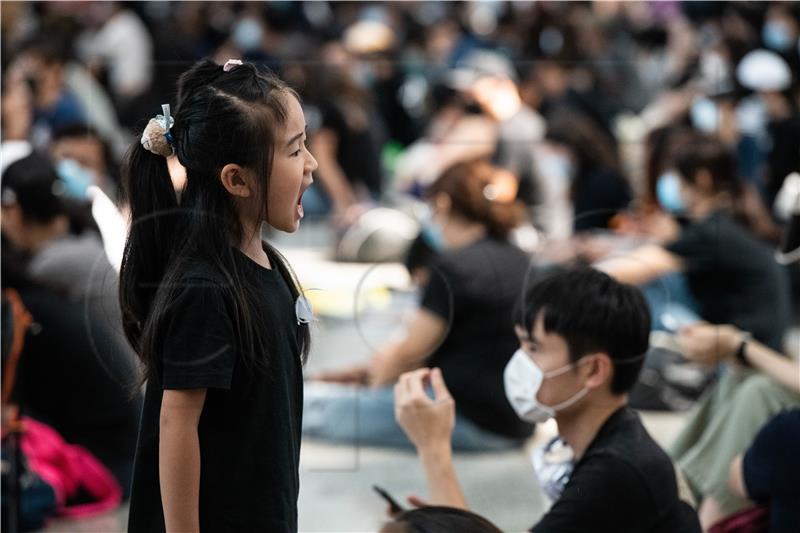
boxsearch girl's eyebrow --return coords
[286,125,308,147]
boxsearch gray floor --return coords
[43,221,689,532]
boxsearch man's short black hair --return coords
[1,153,66,223]
[384,506,502,533]
[513,266,651,394]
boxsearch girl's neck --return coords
[239,222,272,270]
[443,217,488,249]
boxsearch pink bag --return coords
[19,417,122,518]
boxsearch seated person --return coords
[380,506,501,533]
[304,159,534,450]
[673,322,800,529]
[1,245,142,497]
[597,134,791,350]
[729,409,800,533]
[394,267,701,532]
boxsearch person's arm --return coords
[369,309,447,387]
[595,244,682,286]
[678,323,800,394]
[159,388,206,533]
[309,128,358,217]
[394,368,468,509]
[314,309,447,386]
[728,454,748,500]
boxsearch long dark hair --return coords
[119,59,310,381]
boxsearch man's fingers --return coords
[406,368,429,400]
[430,367,452,401]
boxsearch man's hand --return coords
[677,322,740,367]
[394,367,455,452]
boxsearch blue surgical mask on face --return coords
[232,17,263,52]
[55,158,95,199]
[656,171,685,214]
[690,98,719,134]
[421,220,446,251]
[763,21,793,52]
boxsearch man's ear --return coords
[584,353,613,390]
[219,164,252,198]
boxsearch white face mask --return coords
[503,348,589,423]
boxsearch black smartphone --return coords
[373,484,405,514]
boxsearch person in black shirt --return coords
[307,159,534,450]
[1,245,141,499]
[395,268,701,532]
[732,409,800,533]
[597,135,793,527]
[121,59,317,532]
[597,134,791,350]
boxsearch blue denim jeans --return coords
[302,382,525,452]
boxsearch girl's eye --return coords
[291,149,301,157]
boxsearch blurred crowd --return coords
[1,1,800,532]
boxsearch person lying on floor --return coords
[394,267,701,532]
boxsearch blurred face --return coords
[514,314,593,414]
[1,204,27,249]
[267,94,317,232]
[50,136,107,178]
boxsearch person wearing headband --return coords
[394,267,701,532]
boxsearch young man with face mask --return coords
[394,267,701,532]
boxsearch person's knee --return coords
[734,374,779,407]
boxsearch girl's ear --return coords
[219,164,252,198]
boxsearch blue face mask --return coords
[232,17,263,52]
[690,98,719,133]
[55,158,95,199]
[420,220,446,251]
[656,171,685,214]
[763,21,793,52]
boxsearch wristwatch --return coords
[735,331,753,366]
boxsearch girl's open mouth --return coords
[296,188,305,218]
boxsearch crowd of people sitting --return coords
[1,1,799,532]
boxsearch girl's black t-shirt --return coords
[127,247,304,532]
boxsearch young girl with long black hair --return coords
[120,58,317,532]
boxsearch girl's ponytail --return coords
[119,140,179,352]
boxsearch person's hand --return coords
[385,494,429,519]
[394,368,455,452]
[639,210,681,244]
[677,322,740,367]
[312,363,369,385]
